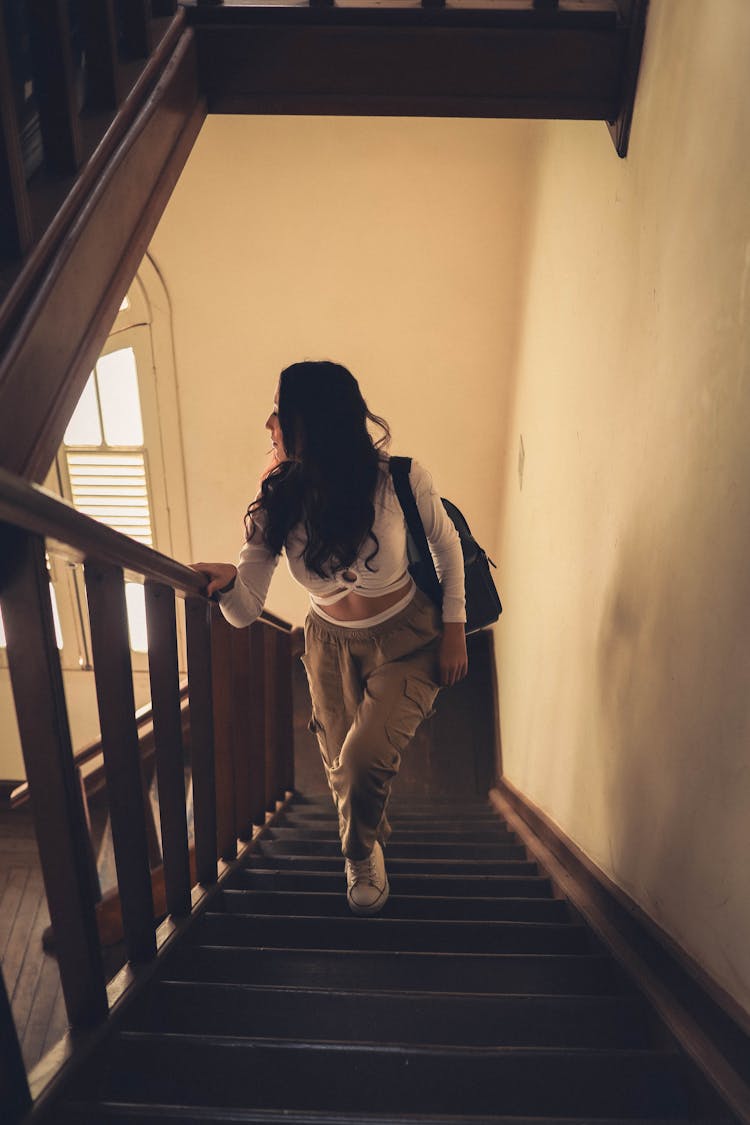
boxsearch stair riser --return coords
[77,1037,696,1117]
[58,1111,733,1125]
[227,869,554,898]
[272,826,519,844]
[195,913,594,955]
[126,983,654,1049]
[220,890,570,922]
[166,947,631,996]
[258,841,527,859]
[280,813,508,829]
[244,855,538,875]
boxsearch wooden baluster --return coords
[118,0,153,60]
[264,626,295,803]
[144,581,191,916]
[76,766,102,905]
[79,0,120,109]
[0,527,107,1028]
[247,620,268,825]
[277,629,295,795]
[0,4,33,256]
[84,561,156,963]
[211,605,236,860]
[185,596,217,885]
[28,0,83,173]
[230,626,254,841]
[0,966,31,1123]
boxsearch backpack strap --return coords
[389,456,442,603]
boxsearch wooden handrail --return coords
[0,457,296,1095]
[0,465,292,628]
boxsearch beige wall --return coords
[148,115,536,624]
[495,0,750,1014]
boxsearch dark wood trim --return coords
[0,26,204,483]
[0,4,34,257]
[0,8,186,352]
[84,560,157,964]
[4,686,190,809]
[0,526,108,1030]
[119,0,153,59]
[28,0,83,173]
[246,620,268,826]
[195,23,623,121]
[185,596,218,887]
[491,777,750,1121]
[230,625,256,840]
[80,0,121,109]
[211,605,238,861]
[145,581,192,918]
[607,0,649,157]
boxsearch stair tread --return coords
[61,1103,732,1124]
[220,889,567,919]
[65,1035,702,1118]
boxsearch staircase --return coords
[57,794,732,1123]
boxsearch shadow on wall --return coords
[596,411,750,994]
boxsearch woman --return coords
[193,361,467,916]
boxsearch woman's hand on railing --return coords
[190,562,237,599]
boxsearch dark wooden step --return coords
[165,945,632,995]
[220,889,569,922]
[280,811,509,829]
[270,824,519,844]
[257,839,528,860]
[243,854,539,876]
[64,1034,707,1118]
[227,868,553,898]
[294,795,493,811]
[123,981,656,1049]
[193,912,594,955]
[58,1104,734,1125]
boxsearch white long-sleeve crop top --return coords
[217,457,466,628]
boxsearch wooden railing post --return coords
[79,0,120,109]
[0,525,108,1028]
[84,560,156,963]
[0,965,30,1124]
[230,625,255,841]
[185,596,217,885]
[145,580,191,918]
[0,4,33,256]
[263,623,294,807]
[247,620,268,825]
[210,604,237,860]
[27,0,83,173]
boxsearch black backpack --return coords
[389,457,502,635]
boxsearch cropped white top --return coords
[217,457,466,628]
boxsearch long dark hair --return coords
[246,361,391,577]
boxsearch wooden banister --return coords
[0,463,295,1117]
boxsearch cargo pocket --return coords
[385,676,439,753]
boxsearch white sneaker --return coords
[345,840,389,916]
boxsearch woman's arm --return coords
[191,516,279,628]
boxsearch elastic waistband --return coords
[308,581,430,641]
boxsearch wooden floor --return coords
[0,808,68,1071]
[1,630,497,1080]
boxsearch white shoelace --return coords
[346,854,375,885]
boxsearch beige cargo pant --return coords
[301,587,442,860]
